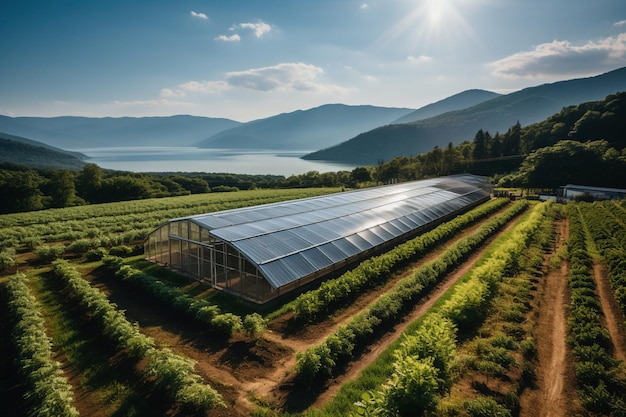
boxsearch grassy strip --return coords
[5,273,79,417]
[271,198,511,321]
[294,201,528,384]
[52,259,226,412]
[304,202,548,417]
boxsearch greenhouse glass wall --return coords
[144,175,492,303]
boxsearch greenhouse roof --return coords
[182,175,491,289]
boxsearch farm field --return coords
[1,190,626,417]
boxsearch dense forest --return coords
[2,92,626,214]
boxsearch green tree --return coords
[76,163,103,202]
[351,167,372,186]
[472,129,489,161]
[49,170,77,207]
[0,169,43,213]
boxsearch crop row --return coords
[286,198,511,321]
[575,201,626,317]
[104,256,246,336]
[0,188,337,249]
[5,273,79,417]
[51,260,226,411]
[295,200,529,383]
[352,201,552,417]
[566,205,626,415]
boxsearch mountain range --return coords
[0,115,241,149]
[303,66,626,164]
[196,104,414,150]
[1,66,626,170]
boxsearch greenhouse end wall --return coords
[144,219,277,303]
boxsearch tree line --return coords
[0,163,366,214]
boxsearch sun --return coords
[376,0,478,52]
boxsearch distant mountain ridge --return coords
[196,104,414,150]
[0,132,87,170]
[0,115,241,149]
[304,66,626,165]
[391,89,501,124]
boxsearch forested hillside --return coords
[0,133,87,170]
[371,92,626,188]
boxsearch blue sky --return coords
[1,0,626,122]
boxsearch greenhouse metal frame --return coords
[144,175,492,303]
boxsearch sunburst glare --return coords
[376,0,479,55]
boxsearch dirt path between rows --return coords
[271,214,525,412]
[520,219,576,417]
[592,262,626,362]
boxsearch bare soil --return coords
[592,261,626,361]
[519,219,578,417]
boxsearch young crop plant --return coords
[575,201,626,317]
[104,258,247,336]
[6,273,79,417]
[566,205,626,415]
[52,260,226,411]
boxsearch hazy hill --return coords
[304,66,626,165]
[0,115,241,149]
[391,89,501,124]
[0,132,87,170]
[196,104,414,150]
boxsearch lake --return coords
[75,147,357,177]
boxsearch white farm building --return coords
[144,175,492,303]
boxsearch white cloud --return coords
[231,21,272,38]
[224,63,334,92]
[215,33,241,42]
[160,88,185,97]
[489,33,626,78]
[407,55,432,63]
[190,11,208,20]
[171,63,349,96]
[179,80,229,94]
[614,20,626,27]
[361,4,369,10]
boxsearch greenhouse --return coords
[144,175,492,303]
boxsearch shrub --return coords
[0,247,16,272]
[86,247,108,262]
[210,313,243,336]
[108,245,133,257]
[35,244,65,262]
[464,397,511,417]
[243,313,268,340]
